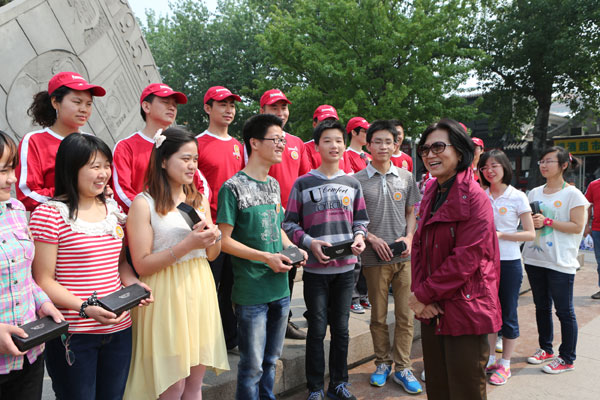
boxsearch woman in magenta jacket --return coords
[409,118,502,400]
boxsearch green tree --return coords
[143,0,275,137]
[473,0,600,188]
[259,0,483,138]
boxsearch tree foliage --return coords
[260,0,483,138]
[143,0,484,139]
[473,0,600,187]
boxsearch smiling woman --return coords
[410,118,501,400]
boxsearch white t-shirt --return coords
[486,185,531,260]
[522,185,589,274]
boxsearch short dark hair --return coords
[540,146,581,175]
[0,130,18,169]
[313,119,345,145]
[478,149,513,187]
[418,118,474,172]
[389,119,404,130]
[145,127,203,215]
[54,133,112,219]
[27,86,73,127]
[366,120,398,143]
[243,114,283,156]
[140,94,156,122]
[205,99,214,107]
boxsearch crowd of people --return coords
[0,71,595,400]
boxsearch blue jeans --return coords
[235,296,289,400]
[525,265,578,364]
[498,259,523,339]
[45,327,132,400]
[591,230,600,287]
[303,270,354,392]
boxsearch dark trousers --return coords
[288,265,297,319]
[525,264,578,364]
[210,252,238,349]
[303,270,354,391]
[498,259,523,339]
[351,261,368,303]
[421,322,488,400]
[45,328,132,400]
[0,353,44,400]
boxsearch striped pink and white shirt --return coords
[29,200,131,334]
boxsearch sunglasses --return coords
[418,142,453,157]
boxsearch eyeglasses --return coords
[480,163,502,172]
[417,142,453,157]
[61,333,75,366]
[537,160,559,165]
[260,137,287,146]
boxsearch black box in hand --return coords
[177,202,202,230]
[280,246,304,266]
[322,239,355,259]
[375,240,407,261]
[530,201,541,215]
[98,284,151,316]
[12,316,68,352]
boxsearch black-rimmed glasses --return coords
[260,137,287,146]
[417,142,453,157]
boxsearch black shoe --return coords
[326,382,356,400]
[286,321,307,339]
[592,291,600,299]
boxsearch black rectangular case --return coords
[280,246,304,266]
[322,239,355,259]
[177,202,202,230]
[11,317,68,352]
[530,201,541,215]
[98,284,151,316]
[375,240,407,261]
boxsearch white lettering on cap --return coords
[270,92,283,97]
[72,75,86,80]
[159,85,172,90]
[321,108,334,112]
[215,88,229,93]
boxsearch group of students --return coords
[0,70,590,400]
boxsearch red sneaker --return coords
[542,357,574,374]
[527,349,554,365]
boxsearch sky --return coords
[128,0,218,24]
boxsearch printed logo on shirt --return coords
[394,192,403,201]
[290,150,299,160]
[342,196,351,206]
[233,144,241,160]
[499,207,508,215]
[276,203,281,214]
[115,226,124,239]
[198,205,205,214]
[402,160,408,169]
[554,200,562,208]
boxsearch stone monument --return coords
[0,0,161,146]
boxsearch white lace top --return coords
[139,193,207,263]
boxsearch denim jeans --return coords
[45,327,132,400]
[303,269,354,392]
[525,264,578,364]
[235,296,289,400]
[498,259,523,339]
[591,230,600,287]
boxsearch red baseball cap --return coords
[260,89,291,107]
[313,105,339,121]
[472,137,484,148]
[48,72,106,97]
[204,86,241,104]
[140,83,188,105]
[346,117,369,134]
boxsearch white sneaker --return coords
[420,370,425,382]
[495,336,503,353]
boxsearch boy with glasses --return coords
[354,120,422,394]
[218,114,307,399]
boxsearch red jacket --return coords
[411,168,501,336]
